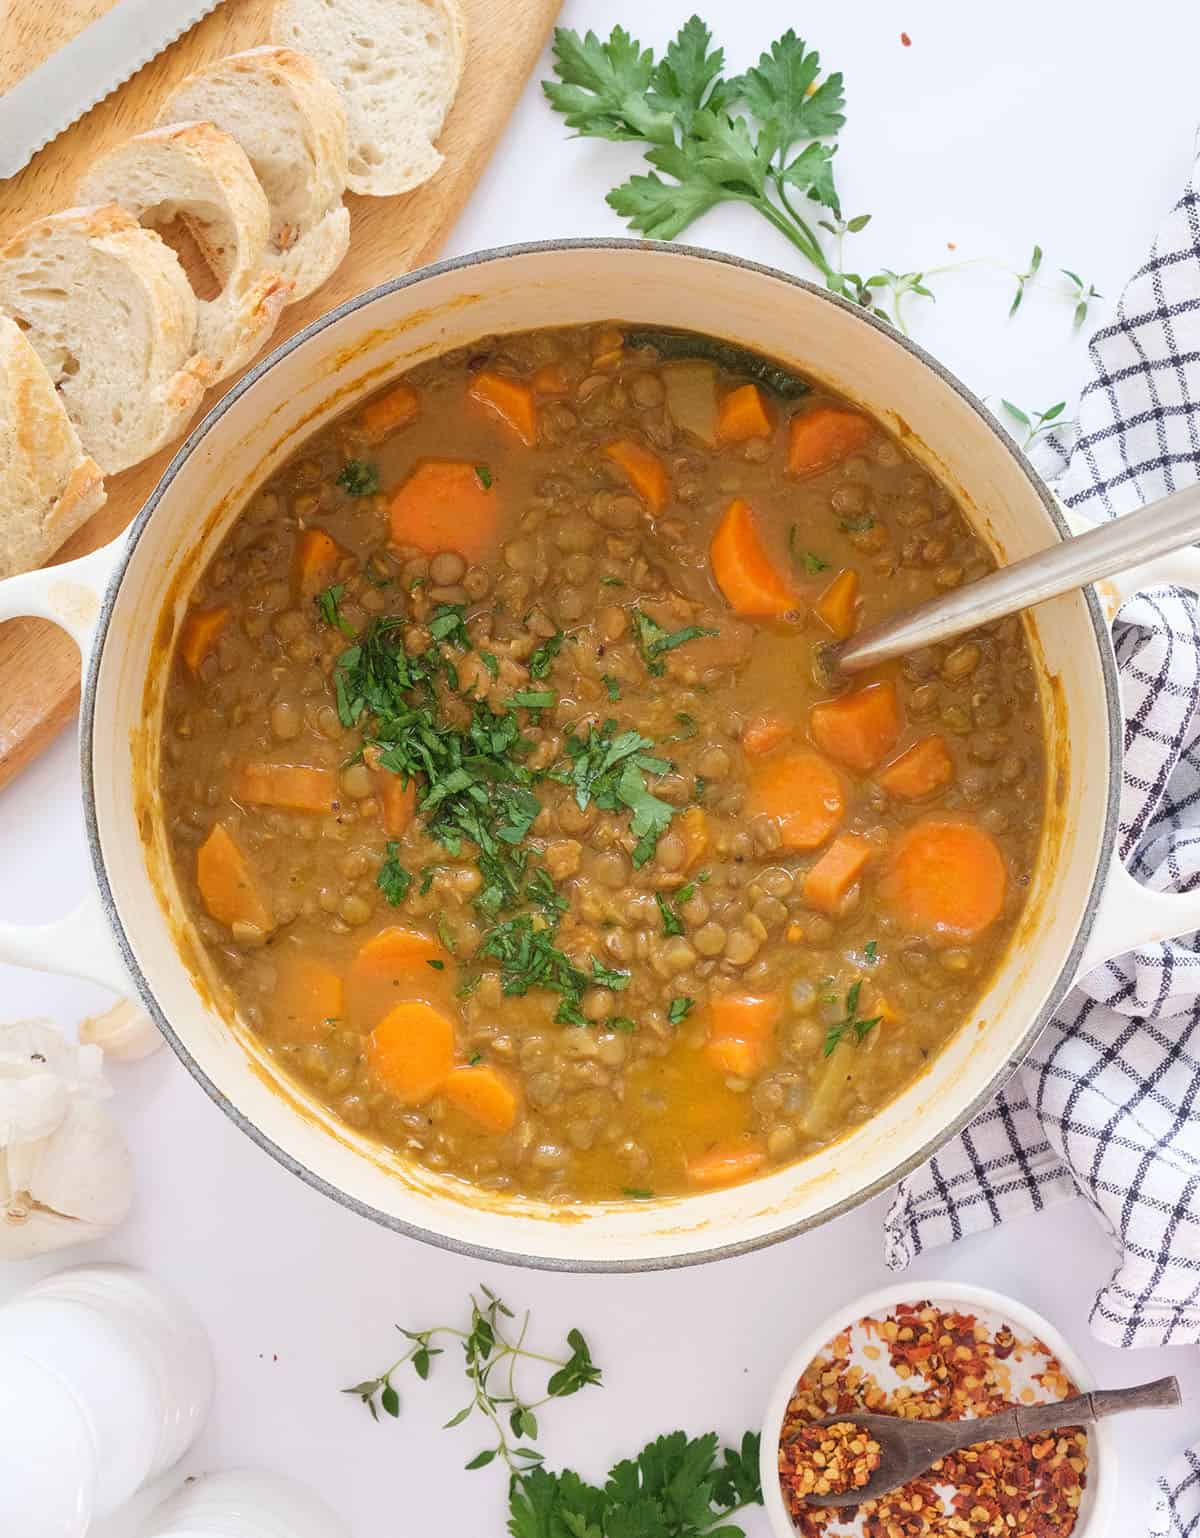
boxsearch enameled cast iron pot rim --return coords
[77,239,1123,1272]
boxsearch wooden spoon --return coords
[788,1374,1180,1509]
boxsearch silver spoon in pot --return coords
[788,1374,1180,1509]
[825,482,1200,678]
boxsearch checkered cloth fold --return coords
[881,151,1200,1532]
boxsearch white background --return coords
[3,1,1200,1532]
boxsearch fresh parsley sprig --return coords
[345,1285,601,1475]
[823,978,882,1056]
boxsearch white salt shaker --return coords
[0,1263,213,1523]
[142,1470,351,1538]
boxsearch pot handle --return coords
[0,537,134,993]
[1075,535,1200,978]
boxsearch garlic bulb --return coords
[79,999,162,1061]
[0,1020,133,1259]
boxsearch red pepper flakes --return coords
[779,1420,881,1500]
[777,1300,1088,1537]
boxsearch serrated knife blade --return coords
[0,0,227,181]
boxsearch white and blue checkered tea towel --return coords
[880,151,1200,1534]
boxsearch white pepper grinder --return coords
[141,1470,351,1538]
[0,1263,213,1532]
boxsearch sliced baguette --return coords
[159,47,350,303]
[0,205,208,476]
[78,123,290,382]
[271,0,466,197]
[0,316,106,579]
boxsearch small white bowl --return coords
[759,1280,1115,1538]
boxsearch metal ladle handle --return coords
[831,483,1200,676]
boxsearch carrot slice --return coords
[361,384,418,441]
[749,749,845,850]
[180,606,228,676]
[357,925,448,970]
[741,715,793,757]
[196,822,272,932]
[531,361,571,396]
[814,568,860,641]
[803,832,876,916]
[274,955,344,1040]
[443,1064,519,1133]
[364,747,418,837]
[604,439,668,513]
[368,1001,456,1105]
[880,817,1008,942]
[716,383,772,442]
[878,736,955,801]
[389,460,498,562]
[705,991,781,1076]
[686,1136,767,1190]
[233,762,337,813]
[468,370,538,447]
[810,681,902,773]
[787,406,873,475]
[293,528,340,597]
[710,498,799,618]
[679,805,709,870]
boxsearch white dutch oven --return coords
[2,242,1199,1271]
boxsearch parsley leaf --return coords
[509,689,556,710]
[632,608,716,677]
[804,550,830,574]
[610,1017,637,1033]
[377,842,411,906]
[528,632,565,680]
[474,464,493,490]
[602,673,622,702]
[590,959,631,991]
[315,582,354,636]
[655,892,683,937]
[668,995,694,1025]
[543,26,674,145]
[864,939,878,964]
[336,459,379,497]
[823,978,882,1056]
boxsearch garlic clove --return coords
[0,1206,112,1260]
[78,1000,163,1061]
[29,1098,132,1229]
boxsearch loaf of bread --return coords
[0,316,106,580]
[271,0,466,197]
[0,205,209,476]
[78,122,291,382]
[159,47,350,303]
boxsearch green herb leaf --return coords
[509,689,557,710]
[668,995,694,1025]
[602,673,622,701]
[528,632,565,680]
[864,939,878,964]
[380,1383,401,1417]
[655,892,683,937]
[543,25,674,144]
[336,459,379,497]
[610,1016,637,1033]
[803,550,830,574]
[377,842,412,906]
[823,978,883,1056]
[622,1186,654,1199]
[632,608,717,676]
[315,582,354,636]
[474,464,493,490]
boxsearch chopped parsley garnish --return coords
[427,958,445,971]
[376,842,412,906]
[677,881,696,905]
[631,608,717,677]
[437,915,458,955]
[864,939,879,964]
[529,632,565,680]
[668,995,694,1025]
[527,867,569,922]
[468,1051,483,1066]
[563,719,675,866]
[336,459,379,497]
[474,917,581,1025]
[693,775,707,801]
[601,575,625,587]
[655,892,683,937]
[479,651,499,678]
[419,865,438,896]
[474,464,493,489]
[610,1016,637,1033]
[315,582,354,636]
[428,603,471,647]
[622,1187,653,1199]
[823,979,882,1057]
[590,959,631,991]
[804,551,830,574]
[602,673,622,701]
[670,711,698,740]
[509,689,556,710]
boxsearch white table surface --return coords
[3,2,1200,1532]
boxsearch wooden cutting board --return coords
[0,0,560,787]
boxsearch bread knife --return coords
[0,0,227,181]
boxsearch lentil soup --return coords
[159,322,1046,1203]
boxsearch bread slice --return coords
[159,47,350,302]
[271,0,466,196]
[0,316,106,579]
[78,122,290,384]
[0,205,208,476]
